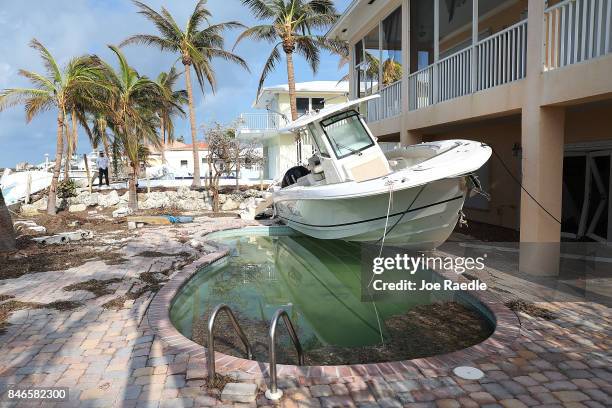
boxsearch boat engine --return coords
[281,165,310,188]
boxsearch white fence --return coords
[544,0,612,70]
[408,19,528,110]
[477,19,527,90]
[366,80,402,122]
[407,65,434,110]
[238,113,287,131]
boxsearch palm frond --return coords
[29,39,62,84]
[129,1,182,44]
[0,88,52,112]
[256,44,282,99]
[120,34,178,52]
[294,36,320,73]
[186,0,212,36]
[233,24,277,49]
[242,0,276,20]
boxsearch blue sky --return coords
[0,0,351,168]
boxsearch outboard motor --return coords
[281,165,310,188]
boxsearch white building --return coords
[237,81,350,180]
[148,141,210,177]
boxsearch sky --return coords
[0,0,351,168]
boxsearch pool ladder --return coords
[206,304,304,401]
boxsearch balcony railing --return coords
[408,19,528,111]
[238,113,287,131]
[544,0,612,70]
[366,80,402,122]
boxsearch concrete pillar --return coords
[519,0,564,276]
[400,129,422,146]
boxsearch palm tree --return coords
[235,0,341,121]
[93,45,164,209]
[155,67,188,162]
[0,39,101,214]
[121,0,249,188]
[0,189,16,253]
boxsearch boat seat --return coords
[308,155,324,174]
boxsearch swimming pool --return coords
[170,227,494,365]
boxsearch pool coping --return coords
[147,226,521,380]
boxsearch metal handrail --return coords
[207,304,253,384]
[265,309,304,400]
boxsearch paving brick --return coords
[310,385,333,397]
[551,391,589,403]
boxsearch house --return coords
[148,141,210,176]
[237,81,350,180]
[328,0,612,273]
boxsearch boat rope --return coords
[487,144,562,225]
[375,184,427,244]
[378,180,395,258]
[368,180,396,346]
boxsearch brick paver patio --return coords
[0,217,610,407]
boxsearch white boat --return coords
[1,169,53,206]
[272,95,492,249]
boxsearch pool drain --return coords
[453,366,484,380]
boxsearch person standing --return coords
[96,151,109,187]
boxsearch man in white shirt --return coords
[96,151,109,187]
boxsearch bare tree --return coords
[204,122,263,212]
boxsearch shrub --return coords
[57,178,78,198]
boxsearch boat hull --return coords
[275,177,467,249]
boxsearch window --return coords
[320,110,374,159]
[353,6,402,96]
[311,98,325,111]
[180,160,188,168]
[202,158,206,164]
[307,124,330,158]
[363,26,380,95]
[296,97,309,115]
[382,7,402,86]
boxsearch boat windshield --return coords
[320,110,374,159]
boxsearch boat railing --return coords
[206,304,253,385]
[266,309,305,400]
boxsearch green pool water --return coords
[170,228,493,359]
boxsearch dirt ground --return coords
[191,301,495,366]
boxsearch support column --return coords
[433,0,439,103]
[400,129,423,146]
[471,0,478,92]
[519,1,564,276]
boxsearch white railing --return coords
[476,19,528,90]
[366,80,402,122]
[238,113,287,131]
[544,0,612,70]
[437,46,473,102]
[408,19,527,111]
[408,65,435,110]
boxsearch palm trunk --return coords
[63,115,71,181]
[286,51,298,121]
[184,64,201,188]
[128,163,138,210]
[160,116,167,164]
[47,110,65,214]
[0,188,16,253]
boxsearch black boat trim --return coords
[277,195,463,228]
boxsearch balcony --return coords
[237,113,288,133]
[366,80,402,123]
[544,0,612,71]
[407,19,528,111]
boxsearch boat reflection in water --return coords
[170,231,454,351]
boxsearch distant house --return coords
[237,81,349,180]
[148,141,210,176]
